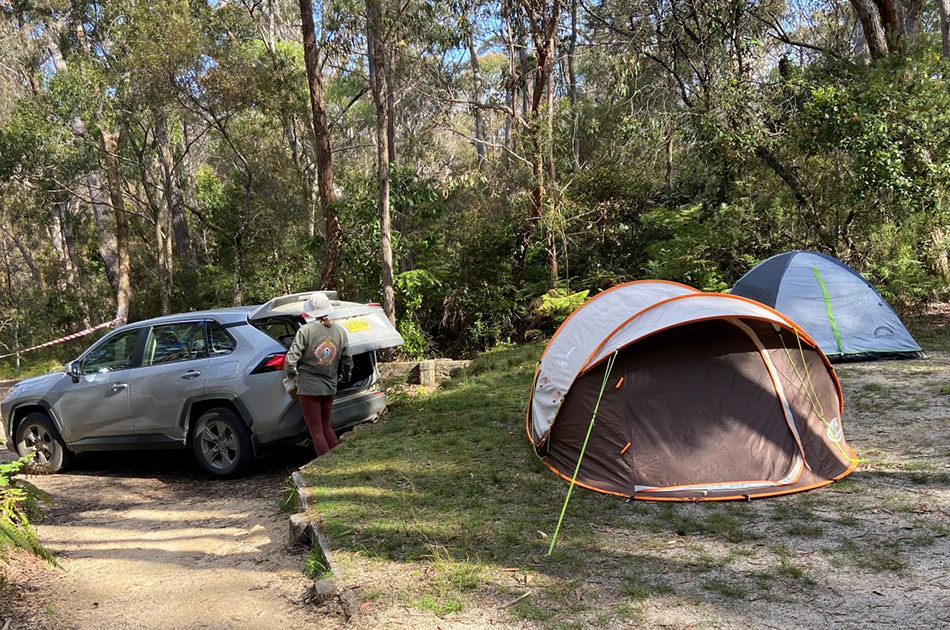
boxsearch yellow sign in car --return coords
[343,319,371,332]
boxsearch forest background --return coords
[2,0,949,369]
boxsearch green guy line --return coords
[811,265,843,354]
[547,350,618,556]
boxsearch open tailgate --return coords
[248,292,403,355]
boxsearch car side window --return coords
[208,323,237,356]
[142,322,207,367]
[82,329,141,374]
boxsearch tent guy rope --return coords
[547,349,618,556]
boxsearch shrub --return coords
[0,448,54,563]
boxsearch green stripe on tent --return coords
[811,265,843,354]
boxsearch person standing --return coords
[285,292,353,456]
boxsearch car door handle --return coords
[181,370,202,380]
[111,383,128,392]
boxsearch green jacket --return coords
[285,321,354,396]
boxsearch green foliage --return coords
[304,547,332,579]
[395,270,443,359]
[3,0,950,365]
[639,204,762,292]
[533,289,590,325]
[0,450,54,563]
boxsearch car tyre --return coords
[14,411,72,473]
[191,407,253,478]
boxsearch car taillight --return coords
[367,302,381,308]
[251,352,286,374]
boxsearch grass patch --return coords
[621,577,673,601]
[773,544,811,582]
[510,597,555,622]
[304,547,333,580]
[410,595,463,617]
[703,578,747,600]
[277,477,298,514]
[837,539,904,573]
[786,523,824,537]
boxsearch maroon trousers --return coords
[298,394,339,456]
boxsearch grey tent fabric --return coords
[732,251,923,362]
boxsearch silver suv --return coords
[1,292,402,477]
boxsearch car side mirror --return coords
[65,361,81,383]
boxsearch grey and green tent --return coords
[731,251,923,362]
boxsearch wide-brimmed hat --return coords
[303,292,334,318]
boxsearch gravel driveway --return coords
[1,428,334,630]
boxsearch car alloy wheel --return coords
[18,422,56,466]
[195,418,239,471]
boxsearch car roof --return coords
[120,306,255,329]
[118,299,373,330]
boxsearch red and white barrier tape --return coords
[0,317,123,361]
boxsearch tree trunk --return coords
[513,133,545,290]
[386,43,397,166]
[939,0,950,58]
[3,224,44,294]
[46,29,123,297]
[49,206,73,291]
[904,0,924,44]
[233,232,243,306]
[501,0,517,202]
[665,130,674,186]
[86,172,120,292]
[465,19,487,163]
[512,0,562,290]
[154,108,195,264]
[367,0,396,325]
[299,0,342,290]
[518,37,532,116]
[567,0,580,171]
[100,129,133,323]
[155,201,172,315]
[849,0,890,59]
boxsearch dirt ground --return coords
[0,443,341,630]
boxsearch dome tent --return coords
[527,281,857,501]
[731,251,923,362]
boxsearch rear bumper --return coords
[254,387,387,446]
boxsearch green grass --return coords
[511,597,555,622]
[410,595,463,617]
[836,539,904,573]
[277,477,298,513]
[304,547,333,580]
[773,544,811,582]
[786,523,824,537]
[703,578,747,600]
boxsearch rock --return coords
[289,513,312,547]
[418,360,437,387]
[382,359,471,386]
[312,579,337,605]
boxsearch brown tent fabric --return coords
[530,287,857,501]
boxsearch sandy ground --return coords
[0,441,340,630]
